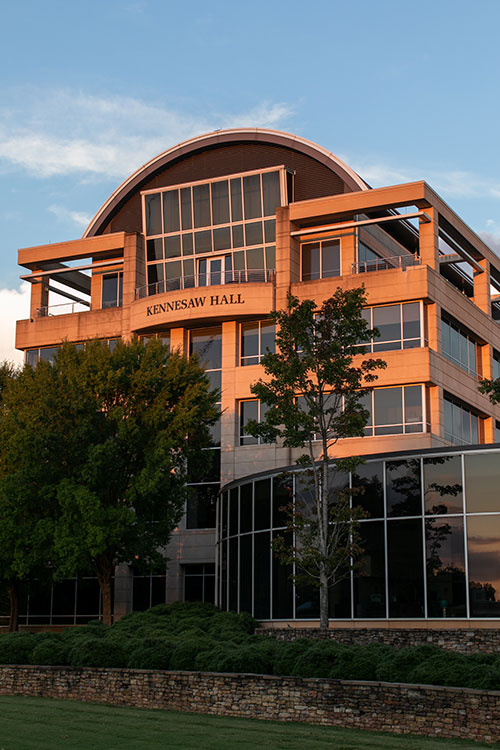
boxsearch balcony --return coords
[135,269,275,300]
[352,254,420,274]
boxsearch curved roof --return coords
[83,128,369,238]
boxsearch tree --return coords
[479,377,500,405]
[0,338,219,626]
[248,288,386,629]
[0,361,62,630]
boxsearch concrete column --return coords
[341,228,356,275]
[426,301,441,353]
[113,563,133,621]
[473,257,491,316]
[275,206,299,310]
[170,327,185,356]
[418,206,439,270]
[429,385,443,440]
[30,277,49,319]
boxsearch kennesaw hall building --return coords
[14,128,500,628]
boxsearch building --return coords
[14,128,500,627]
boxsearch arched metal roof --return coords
[83,128,369,238]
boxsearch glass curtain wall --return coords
[218,448,500,620]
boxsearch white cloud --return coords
[0,284,30,365]
[344,154,500,201]
[49,204,92,228]
[0,90,293,180]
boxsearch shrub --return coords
[273,639,314,676]
[0,633,36,664]
[127,641,173,670]
[292,641,347,678]
[30,639,70,666]
[169,638,213,671]
[69,637,128,668]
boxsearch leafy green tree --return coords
[248,288,386,629]
[0,361,62,630]
[479,377,500,405]
[0,338,219,627]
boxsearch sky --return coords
[1,0,500,362]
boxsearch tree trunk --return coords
[319,564,329,630]
[96,558,114,626]
[8,580,19,632]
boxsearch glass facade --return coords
[218,447,500,620]
[360,385,425,436]
[441,316,479,376]
[444,394,480,445]
[240,320,275,366]
[361,302,422,351]
[187,327,222,528]
[143,168,282,294]
[301,239,340,280]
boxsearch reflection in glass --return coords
[145,193,162,235]
[273,475,292,528]
[190,328,222,370]
[426,516,466,617]
[272,530,293,618]
[386,459,421,517]
[239,534,252,613]
[353,521,385,618]
[468,514,500,616]
[243,174,262,219]
[424,456,463,514]
[229,537,238,611]
[387,518,424,617]
[240,483,252,534]
[193,184,211,228]
[163,190,179,233]
[254,531,270,618]
[262,171,281,216]
[254,479,271,530]
[211,180,229,225]
[465,453,500,512]
[352,462,384,518]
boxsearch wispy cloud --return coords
[344,154,500,202]
[0,90,293,180]
[0,284,30,364]
[49,204,92,228]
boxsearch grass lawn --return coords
[0,696,498,750]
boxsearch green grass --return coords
[0,696,497,750]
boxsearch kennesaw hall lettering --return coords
[146,293,245,317]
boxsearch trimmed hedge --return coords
[3,602,500,691]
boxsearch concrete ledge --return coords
[1,666,500,744]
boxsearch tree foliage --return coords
[0,338,219,626]
[248,288,386,628]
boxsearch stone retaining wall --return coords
[1,666,500,744]
[256,627,500,653]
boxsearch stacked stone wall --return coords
[1,666,500,744]
[256,627,500,653]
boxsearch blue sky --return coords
[1,0,500,361]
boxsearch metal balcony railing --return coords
[135,269,275,300]
[36,301,91,318]
[352,254,420,274]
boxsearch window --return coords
[101,272,123,309]
[441,316,478,376]
[184,564,215,603]
[493,350,500,380]
[239,400,269,445]
[361,303,422,351]
[187,328,221,528]
[444,394,480,445]
[301,239,340,280]
[240,320,275,365]
[142,168,283,295]
[360,385,424,436]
